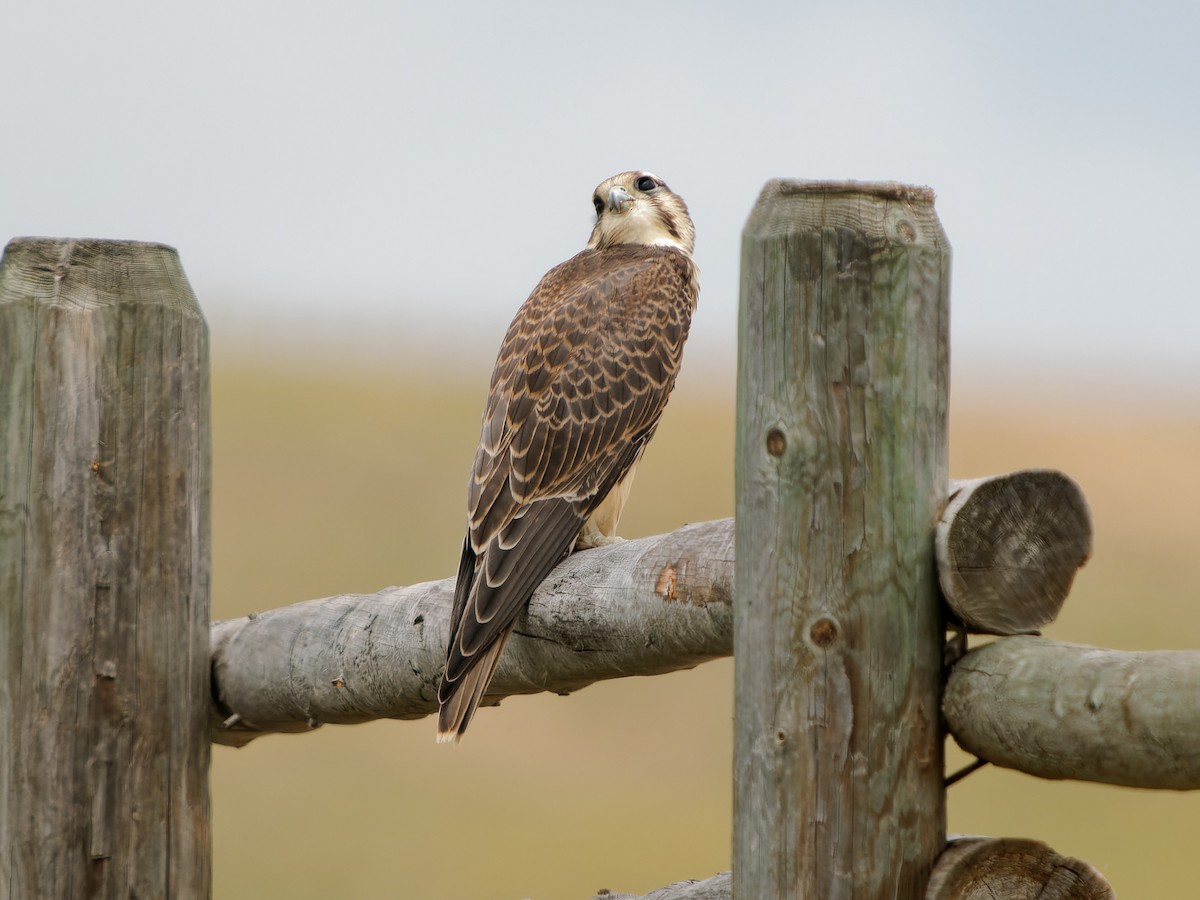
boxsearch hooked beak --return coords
[607,185,633,213]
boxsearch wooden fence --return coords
[2,182,1194,898]
[0,239,210,897]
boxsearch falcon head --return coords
[587,171,695,256]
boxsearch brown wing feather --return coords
[438,244,697,741]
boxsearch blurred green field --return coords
[210,351,1200,899]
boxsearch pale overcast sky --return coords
[3,1,1197,387]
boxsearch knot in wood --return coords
[765,428,786,458]
[809,617,839,647]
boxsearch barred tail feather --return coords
[436,626,513,743]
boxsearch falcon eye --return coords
[635,175,658,192]
[593,195,604,215]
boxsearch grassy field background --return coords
[209,347,1200,899]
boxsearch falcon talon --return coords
[436,171,698,742]
[575,533,628,550]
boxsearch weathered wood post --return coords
[735,182,950,897]
[0,239,211,897]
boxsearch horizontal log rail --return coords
[588,835,1117,900]
[211,491,1200,800]
[211,468,1108,756]
[945,636,1200,790]
[212,519,734,746]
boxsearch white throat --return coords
[589,202,690,253]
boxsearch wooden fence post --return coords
[735,182,950,897]
[0,239,211,897]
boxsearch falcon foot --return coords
[575,533,628,551]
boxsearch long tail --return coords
[436,626,513,743]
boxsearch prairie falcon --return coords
[438,171,698,742]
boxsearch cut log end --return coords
[927,836,1114,899]
[937,470,1092,635]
